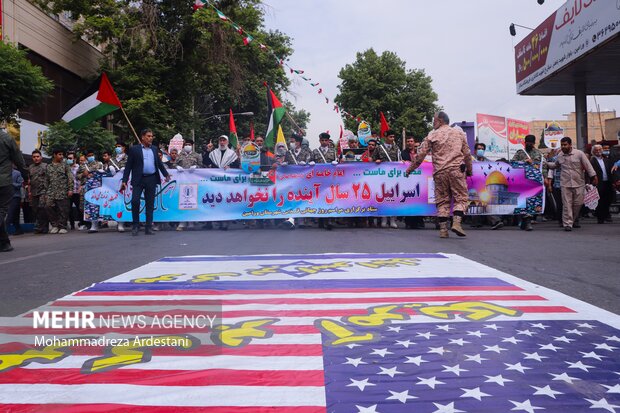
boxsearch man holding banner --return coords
[405,112,472,238]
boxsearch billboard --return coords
[516,1,620,93]
[544,122,565,149]
[476,114,508,161]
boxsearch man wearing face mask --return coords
[546,137,597,231]
[312,132,338,230]
[511,135,544,231]
[27,149,49,234]
[285,133,312,165]
[78,150,104,233]
[176,138,203,171]
[114,142,128,170]
[590,144,613,224]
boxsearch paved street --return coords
[1,218,618,317]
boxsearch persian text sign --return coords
[477,114,508,161]
[85,162,544,222]
[507,118,531,159]
[516,1,620,93]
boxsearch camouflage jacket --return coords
[312,147,338,164]
[175,151,203,168]
[77,161,104,185]
[46,162,73,200]
[28,163,47,196]
[285,147,312,165]
[372,144,402,163]
[110,154,128,170]
[512,147,547,175]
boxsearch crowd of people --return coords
[1,111,619,250]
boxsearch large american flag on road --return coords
[0,253,618,412]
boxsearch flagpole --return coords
[120,106,141,144]
[285,112,303,135]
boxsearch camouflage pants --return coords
[47,198,69,230]
[30,195,49,232]
[434,168,468,217]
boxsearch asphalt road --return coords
[1,218,618,317]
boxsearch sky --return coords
[261,0,620,146]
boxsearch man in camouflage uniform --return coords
[511,134,543,231]
[405,111,472,238]
[285,133,312,165]
[312,132,338,230]
[77,149,104,232]
[175,138,203,170]
[372,129,402,163]
[312,132,338,165]
[27,149,49,234]
[45,149,73,234]
[372,130,402,229]
[113,141,128,170]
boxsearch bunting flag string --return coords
[193,0,364,125]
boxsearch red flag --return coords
[192,0,205,10]
[229,108,238,148]
[380,111,390,138]
[250,121,255,141]
[337,124,343,157]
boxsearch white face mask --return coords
[289,143,297,151]
[183,145,192,153]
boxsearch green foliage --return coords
[0,42,54,123]
[282,102,311,137]
[37,0,298,149]
[43,121,117,158]
[335,48,439,143]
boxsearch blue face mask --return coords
[603,150,610,156]
[66,159,74,165]
[87,156,95,163]
[115,147,123,154]
[476,149,485,158]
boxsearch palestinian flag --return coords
[264,86,286,149]
[229,108,238,148]
[62,73,122,130]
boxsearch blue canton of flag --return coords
[323,320,620,413]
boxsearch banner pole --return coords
[120,107,141,144]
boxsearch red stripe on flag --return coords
[74,286,524,296]
[50,295,546,307]
[0,343,323,356]
[0,405,325,413]
[0,368,324,386]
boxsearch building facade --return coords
[529,111,617,147]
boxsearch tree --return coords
[335,49,439,143]
[281,102,311,137]
[36,0,298,149]
[43,121,117,158]
[0,42,54,123]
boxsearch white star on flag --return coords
[530,323,550,329]
[593,342,618,351]
[416,376,445,389]
[386,390,417,403]
[553,335,576,343]
[404,355,428,366]
[502,336,524,345]
[564,328,586,336]
[449,338,470,346]
[531,384,563,399]
[585,397,620,412]
[484,324,501,330]
[377,366,403,378]
[347,378,376,391]
[576,322,595,329]
[505,362,532,374]
[464,353,488,364]
[484,344,507,353]
[580,351,606,361]
[387,326,402,333]
[428,346,450,355]
[416,331,436,339]
[605,335,620,343]
[522,352,548,362]
[467,330,487,337]
[538,343,563,352]
[442,364,468,376]
[344,357,366,367]
[516,329,536,337]
[566,360,595,372]
[550,372,581,384]
[431,402,465,413]
[509,399,545,413]
[602,384,620,394]
[485,374,513,386]
[356,404,380,413]
[370,348,393,358]
[436,324,454,332]
[460,387,491,401]
[395,339,415,348]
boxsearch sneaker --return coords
[573,222,581,228]
[78,225,87,231]
[0,243,14,252]
[152,224,160,231]
[176,223,185,231]
[58,229,68,234]
[88,222,99,233]
[49,227,59,234]
[564,226,572,231]
[491,221,504,230]
[389,218,398,229]
[117,223,125,233]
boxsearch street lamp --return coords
[509,23,534,36]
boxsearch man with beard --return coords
[208,135,240,231]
